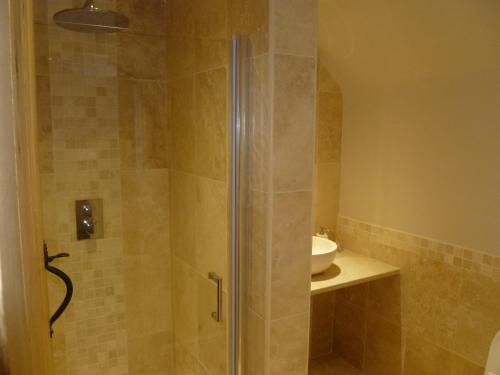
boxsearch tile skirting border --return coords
[337,216,500,278]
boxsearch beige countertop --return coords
[311,250,400,295]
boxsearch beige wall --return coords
[313,0,500,373]
[319,0,500,255]
[166,0,230,373]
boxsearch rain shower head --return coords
[53,0,129,33]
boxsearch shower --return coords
[53,0,129,33]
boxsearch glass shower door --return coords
[168,33,250,375]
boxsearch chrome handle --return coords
[208,272,222,322]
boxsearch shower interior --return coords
[34,1,249,374]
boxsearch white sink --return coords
[311,236,338,275]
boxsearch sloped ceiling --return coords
[319,0,500,253]
[319,0,500,91]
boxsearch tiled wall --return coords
[268,1,318,374]
[233,1,319,374]
[165,0,230,373]
[314,216,500,374]
[34,1,172,374]
[309,291,336,360]
[313,60,342,235]
[34,1,319,375]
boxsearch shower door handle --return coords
[44,242,74,337]
[208,272,222,322]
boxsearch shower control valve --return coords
[75,199,103,240]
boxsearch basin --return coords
[311,236,338,275]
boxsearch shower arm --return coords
[83,0,98,10]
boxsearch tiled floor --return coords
[309,354,364,375]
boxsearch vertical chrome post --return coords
[230,35,240,375]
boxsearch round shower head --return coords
[53,0,129,33]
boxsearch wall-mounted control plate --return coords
[75,199,103,240]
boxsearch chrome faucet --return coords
[319,227,330,236]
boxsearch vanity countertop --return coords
[311,249,400,295]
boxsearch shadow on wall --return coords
[310,275,404,374]
[313,60,342,236]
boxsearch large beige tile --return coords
[172,257,199,355]
[117,0,167,36]
[166,0,195,36]
[332,300,366,369]
[128,331,174,375]
[138,81,168,169]
[166,35,196,79]
[459,269,500,318]
[118,33,166,80]
[119,80,168,170]
[453,306,500,367]
[228,0,268,36]
[273,54,315,192]
[246,190,269,317]
[271,191,313,319]
[121,170,169,256]
[195,177,229,284]
[364,313,403,375]
[453,270,500,365]
[367,244,415,326]
[194,0,227,39]
[336,282,368,311]
[310,292,335,358]
[310,354,364,375]
[244,309,265,375]
[124,254,172,339]
[270,313,310,375]
[273,0,317,57]
[194,68,228,181]
[451,355,484,375]
[367,275,403,326]
[168,77,197,174]
[228,0,269,55]
[404,334,453,375]
[406,250,462,350]
[250,54,271,192]
[174,343,203,375]
[170,171,197,267]
[195,37,228,73]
